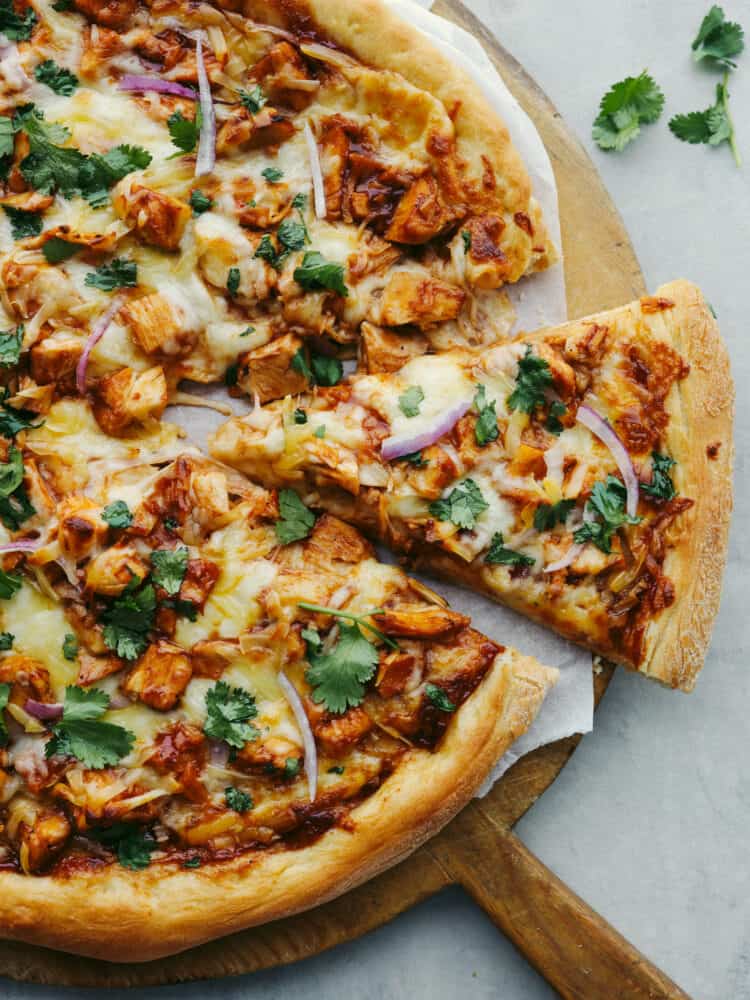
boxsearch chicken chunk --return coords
[236,332,308,404]
[359,322,427,373]
[30,333,83,387]
[376,649,420,698]
[72,0,136,29]
[190,638,238,679]
[113,183,190,251]
[84,542,149,596]
[311,705,373,757]
[460,215,510,289]
[121,292,197,358]
[178,558,220,610]
[303,514,372,569]
[376,605,470,638]
[0,655,52,703]
[92,365,168,436]
[57,495,108,562]
[236,735,302,773]
[247,41,317,111]
[215,107,295,155]
[378,270,465,328]
[123,640,192,711]
[80,25,123,77]
[385,174,452,244]
[13,805,71,874]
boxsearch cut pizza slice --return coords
[0,0,557,415]
[211,279,734,691]
[0,430,556,959]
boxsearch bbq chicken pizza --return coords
[0,0,733,969]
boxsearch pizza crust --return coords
[0,649,556,961]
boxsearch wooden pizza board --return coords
[3,4,689,996]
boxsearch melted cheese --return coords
[0,583,77,698]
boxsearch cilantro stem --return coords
[297,601,398,649]
[721,72,741,168]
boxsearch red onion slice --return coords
[194,35,216,177]
[303,120,326,220]
[381,397,473,462]
[24,699,63,722]
[108,691,131,710]
[118,74,198,100]
[76,296,123,395]
[576,404,639,518]
[277,670,317,802]
[0,538,41,554]
[209,739,229,768]
[544,543,584,574]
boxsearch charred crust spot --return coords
[706,441,721,459]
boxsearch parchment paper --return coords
[170,0,593,795]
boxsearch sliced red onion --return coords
[108,691,131,710]
[303,120,326,220]
[576,404,639,518]
[209,739,229,768]
[194,35,216,178]
[277,670,317,803]
[544,543,584,574]
[76,296,123,395]
[381,397,472,462]
[23,699,63,722]
[118,74,198,100]
[0,538,41,555]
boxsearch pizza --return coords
[0,0,556,418]
[210,280,734,691]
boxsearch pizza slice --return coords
[0,417,556,959]
[0,0,557,418]
[211,279,734,691]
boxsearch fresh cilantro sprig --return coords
[474,384,499,446]
[533,499,575,532]
[3,206,42,240]
[0,633,13,651]
[298,601,398,650]
[34,60,78,96]
[0,682,10,746]
[641,452,677,501]
[425,683,455,713]
[302,617,381,715]
[204,680,259,748]
[62,632,78,661]
[398,385,424,418]
[429,478,488,531]
[485,533,535,568]
[692,5,744,68]
[239,85,266,113]
[150,545,188,596]
[46,686,135,769]
[0,325,22,367]
[189,189,212,215]
[669,74,741,166]
[290,346,342,387]
[275,489,316,545]
[101,577,156,660]
[262,166,283,183]
[0,0,36,40]
[0,389,40,437]
[102,499,133,528]
[592,71,665,152]
[293,251,348,296]
[94,823,155,870]
[573,476,641,554]
[84,258,137,292]
[507,346,553,414]
[167,107,202,155]
[225,786,253,813]
[0,446,35,531]
[0,569,21,600]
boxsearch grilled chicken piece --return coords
[385,174,452,244]
[123,640,192,711]
[57,496,108,562]
[310,705,373,757]
[113,183,190,252]
[247,41,317,111]
[460,215,510,289]
[178,558,220,611]
[376,649,421,698]
[236,332,308,404]
[76,652,125,686]
[84,542,149,596]
[359,322,428,373]
[92,365,168,435]
[30,333,83,387]
[190,638,238,679]
[0,191,54,213]
[121,292,197,358]
[72,0,137,29]
[0,655,52,703]
[236,735,302,773]
[378,270,465,328]
[377,605,470,638]
[10,801,71,874]
[216,107,295,155]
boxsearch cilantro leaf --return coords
[225,361,238,387]
[254,233,280,268]
[0,633,13,651]
[507,346,553,414]
[34,59,78,96]
[533,499,575,532]
[394,450,428,467]
[204,681,259,748]
[167,108,201,154]
[275,488,316,545]
[284,757,300,778]
[46,686,135,768]
[239,85,266,113]
[328,764,345,775]
[189,189,212,215]
[102,499,133,529]
[95,823,155,870]
[277,216,307,252]
[310,353,342,386]
[0,570,21,600]
[42,237,79,264]
[692,5,744,68]
[462,229,471,252]
[573,475,641,553]
[0,0,36,40]
[293,251,348,296]
[224,786,253,813]
[262,166,283,183]
[485,532,535,568]
[0,446,35,531]
[669,75,740,166]
[305,620,379,714]
[101,579,156,660]
[0,682,10,745]
[429,478,488,530]
[313,425,325,438]
[293,407,307,424]
[474,384,498,446]
[399,384,424,418]
[150,545,188,596]
[62,632,78,661]
[592,71,665,151]
[227,266,240,298]
[0,391,40,437]
[84,258,137,292]
[0,116,14,174]
[641,452,676,501]
[3,206,42,240]
[425,682,455,712]
[0,325,22,366]
[546,399,567,435]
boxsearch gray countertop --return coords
[4,1,749,996]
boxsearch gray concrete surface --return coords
[3,1,749,996]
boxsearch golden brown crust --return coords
[0,649,556,961]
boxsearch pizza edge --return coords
[0,649,556,962]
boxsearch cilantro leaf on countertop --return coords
[85,258,137,292]
[429,478,489,531]
[225,786,253,813]
[0,325,22,366]
[399,385,424,418]
[507,346,553,414]
[3,206,42,240]
[293,251,348,296]
[275,488,316,545]
[46,686,135,769]
[204,681,259,748]
[102,499,133,529]
[485,533,535,568]
[34,59,78,96]
[474,384,499,446]
[533,499,576,532]
[101,578,156,660]
[692,5,744,68]
[641,452,677,501]
[150,545,188,596]
[592,71,665,152]
[574,475,641,554]
[669,75,741,166]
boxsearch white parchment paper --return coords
[171,0,593,794]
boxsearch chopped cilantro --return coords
[183,855,201,868]
[395,450,428,468]
[204,680,259,748]
[189,188,213,214]
[3,206,42,240]
[641,452,676,501]
[0,570,22,600]
[692,5,744,68]
[507,346,553,414]
[304,619,379,714]
[310,353,342,386]
[46,686,135,769]
[474,384,498,446]
[0,0,36,41]
[275,488,316,545]
[101,578,156,660]
[429,478,488,530]
[298,601,397,649]
[293,407,308,424]
[84,258,137,292]
[398,384,424,418]
[293,251,348,296]
[227,266,240,298]
[164,517,178,532]
[284,757,301,778]
[592,71,665,152]
[239,85,266,113]
[225,362,239,387]
[224,786,253,813]
[533,499,575,532]
[95,823,155,870]
[0,325,22,367]
[62,632,78,661]
[0,633,13,651]
[485,533,535,568]
[240,325,255,337]
[0,116,12,161]
[0,391,40,436]
[327,765,345,775]
[546,400,567,435]
[261,166,283,183]
[277,216,307,252]
[291,347,312,381]
[42,236,79,264]
[313,425,326,439]
[0,446,35,531]
[292,192,307,211]
[573,475,641,553]
[424,683,455,712]
[462,229,472,252]
[167,107,201,155]
[150,545,188,596]
[34,59,78,96]
[102,499,133,529]
[0,682,11,745]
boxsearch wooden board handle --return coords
[431,806,691,1000]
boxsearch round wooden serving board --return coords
[2,3,683,995]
